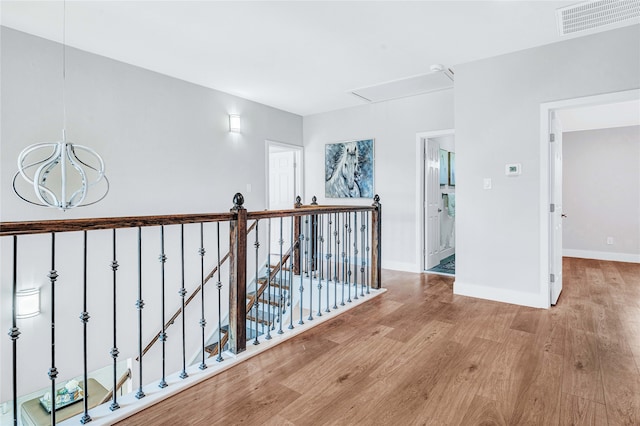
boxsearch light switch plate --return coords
[483,178,492,189]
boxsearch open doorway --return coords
[416,129,456,275]
[540,89,639,307]
[266,140,303,253]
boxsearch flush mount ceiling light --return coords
[16,288,40,319]
[556,0,640,36]
[12,1,109,211]
[229,114,241,133]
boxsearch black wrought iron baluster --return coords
[333,213,339,310]
[288,218,295,330]
[48,232,59,424]
[366,211,371,294]
[325,215,332,313]
[317,214,323,317]
[353,212,359,301]
[347,213,352,303]
[80,231,92,424]
[360,211,366,297]
[9,236,20,426]
[298,225,305,325]
[216,222,224,362]
[110,229,121,409]
[266,218,273,339]
[278,217,284,334]
[179,225,188,379]
[198,223,207,371]
[307,215,314,321]
[253,220,260,345]
[342,213,347,305]
[158,226,168,389]
[135,227,145,400]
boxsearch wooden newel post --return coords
[293,196,302,275]
[229,193,247,354]
[371,194,382,289]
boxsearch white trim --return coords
[563,249,640,263]
[265,140,304,208]
[454,280,548,309]
[415,129,455,273]
[539,89,640,309]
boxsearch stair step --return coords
[257,277,290,291]
[247,309,273,325]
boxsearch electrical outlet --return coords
[607,237,614,245]
[483,178,492,190]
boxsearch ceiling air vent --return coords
[556,0,640,36]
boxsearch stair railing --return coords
[0,193,381,426]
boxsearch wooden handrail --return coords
[248,205,375,221]
[98,368,132,405]
[138,220,257,360]
[0,212,235,236]
[0,206,374,237]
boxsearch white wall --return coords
[1,27,302,400]
[303,90,455,272]
[454,25,640,308]
[563,125,640,262]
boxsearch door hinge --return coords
[550,133,556,143]
[550,273,555,283]
[550,203,555,213]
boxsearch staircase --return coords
[204,249,294,357]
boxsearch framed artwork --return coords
[325,139,374,198]
[448,152,456,186]
[439,149,449,185]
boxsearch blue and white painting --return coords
[325,139,374,198]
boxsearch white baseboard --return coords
[563,249,640,263]
[382,260,421,273]
[453,280,548,309]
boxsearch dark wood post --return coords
[371,195,382,289]
[229,193,247,354]
[293,196,302,275]
[310,196,318,271]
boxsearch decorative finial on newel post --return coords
[311,196,318,206]
[294,196,302,208]
[232,192,245,211]
[373,194,381,208]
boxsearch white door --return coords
[425,139,441,270]
[549,111,563,305]
[268,147,299,254]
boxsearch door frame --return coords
[539,89,639,307]
[416,129,455,272]
[265,140,304,209]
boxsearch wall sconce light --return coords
[229,114,241,133]
[16,288,40,319]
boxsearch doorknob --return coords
[561,214,567,218]
[438,208,442,213]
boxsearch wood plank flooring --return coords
[118,257,640,425]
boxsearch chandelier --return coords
[13,134,109,211]
[12,1,109,211]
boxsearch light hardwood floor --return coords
[119,258,640,425]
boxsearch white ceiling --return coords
[2,1,637,116]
